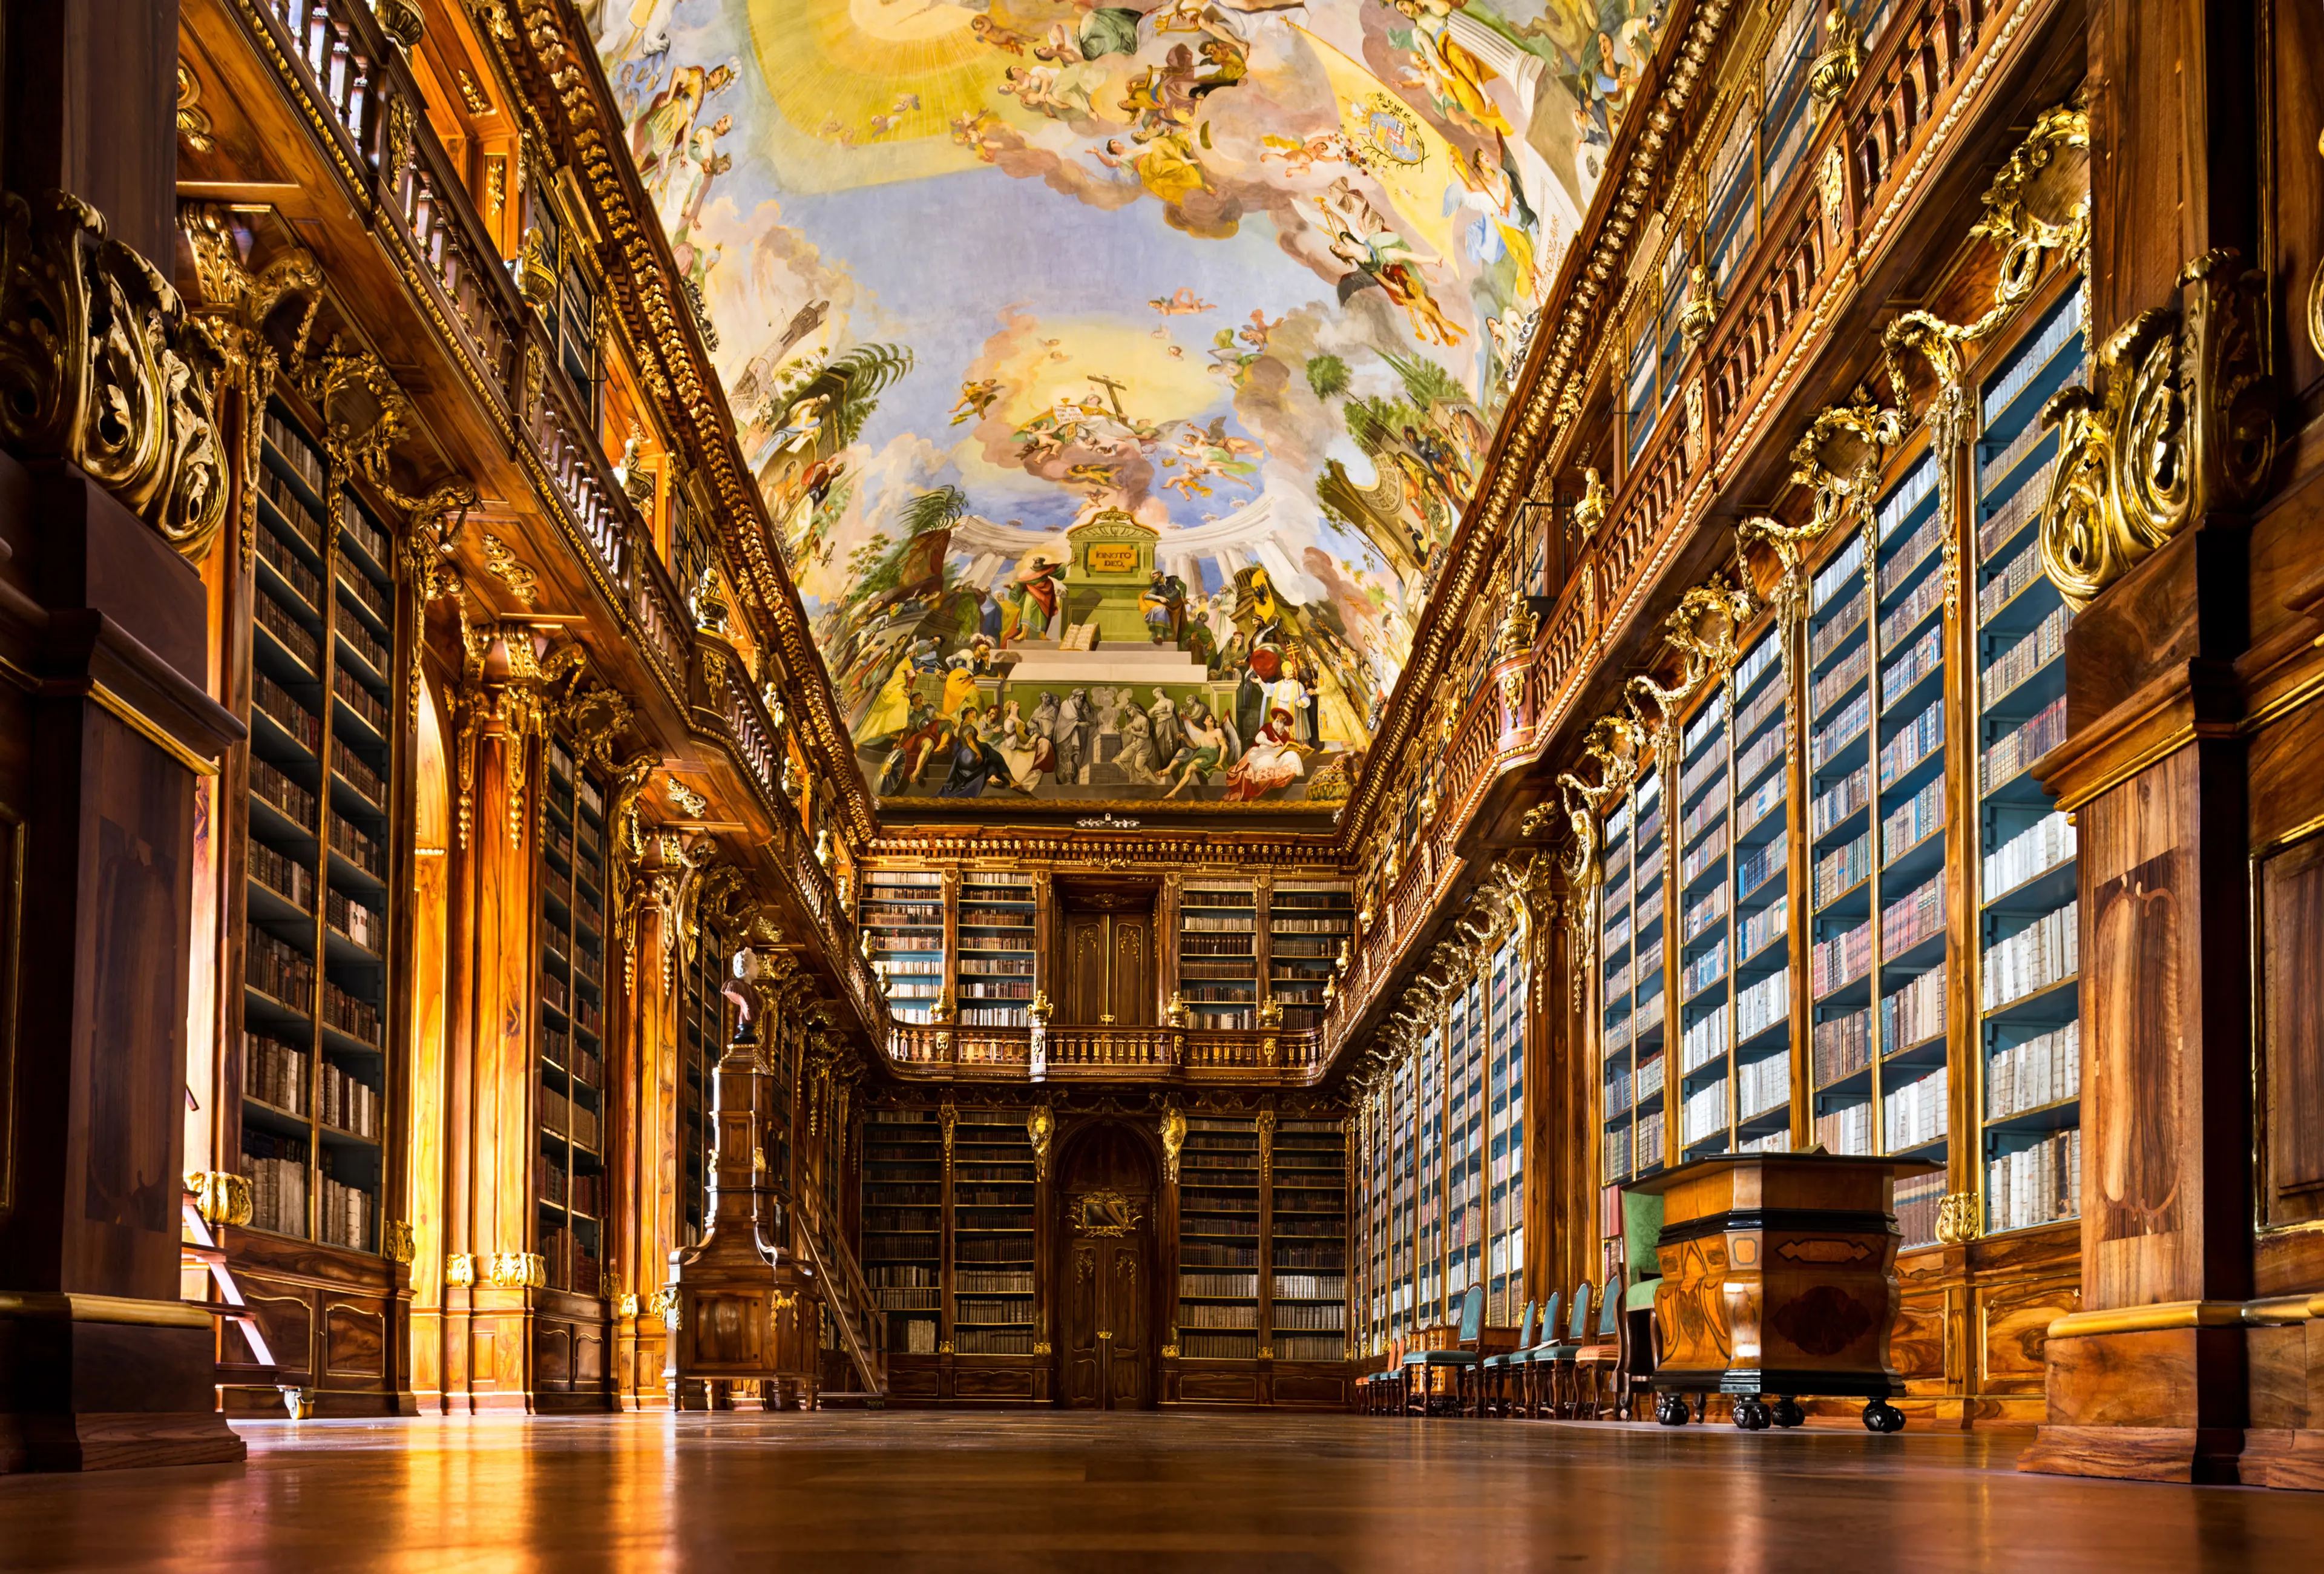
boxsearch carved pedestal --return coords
[666,1021,816,1411]
[0,465,246,1470]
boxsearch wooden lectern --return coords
[1627,1151,1940,1431]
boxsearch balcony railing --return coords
[882,1022,1326,1083]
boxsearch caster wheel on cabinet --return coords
[1733,1397,1771,1431]
[1770,1397,1806,1429]
[1862,1400,1906,1434]
[1655,1394,1691,1426]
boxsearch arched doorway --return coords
[1055,1121,1160,1409]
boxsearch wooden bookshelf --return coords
[677,932,728,1246]
[1175,1116,1262,1360]
[862,869,945,1022]
[536,737,609,1297]
[950,1113,1038,1359]
[862,1110,943,1357]
[1267,1120,1347,1369]
[238,399,392,1256]
[1265,883,1351,1031]
[1178,884,1258,1030]
[954,872,1036,1028]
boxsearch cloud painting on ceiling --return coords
[592,0,1661,807]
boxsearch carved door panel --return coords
[1066,915,1107,1023]
[1063,1240,1103,1407]
[1111,916,1152,1026]
[1104,1238,1149,1406]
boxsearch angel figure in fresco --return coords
[1150,288,1215,315]
[1382,0,1511,134]
[765,393,829,458]
[1223,705,1308,800]
[628,58,739,189]
[950,378,1003,426]
[1108,130,1216,210]
[999,60,1105,120]
[652,116,732,241]
[1160,705,1232,799]
[1323,214,1466,349]
[1446,141,1540,301]
[969,14,1035,54]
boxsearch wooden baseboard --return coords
[0,1410,248,1473]
[2017,1423,2245,1483]
[2239,1429,2324,1491]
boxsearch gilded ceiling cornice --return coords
[864,828,1338,873]
[1332,0,1735,857]
[501,0,877,849]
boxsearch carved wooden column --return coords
[436,629,550,1411]
[2017,0,2273,1486]
[614,830,683,1408]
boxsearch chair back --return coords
[1568,1281,1594,1340]
[1538,1290,1561,1348]
[1457,1285,1486,1346]
[1512,1300,1537,1349]
[1598,1285,1620,1336]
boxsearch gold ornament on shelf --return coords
[185,1170,253,1228]
[1679,262,1720,347]
[1807,5,1863,117]
[1028,1104,1054,1183]
[485,1251,548,1289]
[1160,1105,1186,1185]
[444,1254,477,1288]
[1933,1192,1986,1246]
[381,1220,416,1265]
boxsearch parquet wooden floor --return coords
[2,1411,2319,1570]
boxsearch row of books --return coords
[1814,830,1871,906]
[331,813,384,878]
[1182,915,1257,933]
[1980,901,2079,1009]
[958,908,1033,927]
[1989,1020,2081,1118]
[240,1135,309,1237]
[1273,1335,1347,1362]
[1269,917,1353,934]
[1179,1272,1258,1298]
[1882,872,1945,955]
[1680,825,1727,884]
[1983,301,2083,427]
[868,1264,939,1288]
[1681,1006,1730,1073]
[1272,1302,1344,1331]
[329,889,383,953]
[255,589,320,670]
[1680,733,1729,811]
[247,924,315,1008]
[875,1288,940,1311]
[540,1084,602,1150]
[1978,539,2049,626]
[1180,1302,1258,1329]
[332,737,384,805]
[1684,883,1727,943]
[1603,1124,1633,1181]
[1883,962,1945,1049]
[1813,533,1866,609]
[1738,895,1787,961]
[1878,507,1948,601]
[1880,622,1943,713]
[1977,457,2061,562]
[1736,716,1787,786]
[1877,457,1940,544]
[1737,841,1783,897]
[1986,810,2075,896]
[1883,775,1945,864]
[251,840,315,912]
[1810,920,1871,998]
[1811,639,1873,721]
[254,672,321,752]
[539,1159,603,1216]
[1878,699,1945,788]
[1988,1128,2082,1233]
[955,1298,1034,1323]
[1811,691,1871,770]
[1814,1008,1871,1087]
[1811,763,1873,839]
[1895,1173,1946,1248]
[320,978,381,1046]
[1738,967,1789,1040]
[1814,1100,1873,1156]
[319,1059,381,1139]
[1682,1079,1728,1145]
[336,493,391,570]
[1681,939,1727,999]
[318,1173,373,1251]
[242,1027,310,1115]
[1877,567,1946,652]
[333,667,387,734]
[253,758,317,829]
[1272,1273,1345,1299]
[1884,1065,1948,1150]
[1984,604,2070,707]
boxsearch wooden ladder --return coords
[181,1189,304,1413]
[793,1193,887,1409]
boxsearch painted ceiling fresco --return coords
[591,0,1663,808]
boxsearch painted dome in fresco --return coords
[590,0,1663,809]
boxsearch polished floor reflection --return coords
[1,1411,2317,1571]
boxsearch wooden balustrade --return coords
[1707,205,1828,433]
[1851,0,1994,209]
[878,1022,1325,1083]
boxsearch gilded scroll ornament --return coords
[2037,250,2275,611]
[649,1284,681,1329]
[185,1169,254,1228]
[0,191,230,558]
[483,533,542,609]
[1807,5,1863,117]
[444,1253,477,1288]
[2313,128,2324,360]
[1679,263,1720,347]
[1569,466,1609,543]
[1738,394,1905,622]
[176,63,215,154]
[381,1219,416,1265]
[486,1251,548,1289]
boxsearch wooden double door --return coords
[1058,897,1155,1025]
[1057,1123,1157,1409]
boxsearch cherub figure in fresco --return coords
[1238,309,1279,349]
[1149,288,1214,315]
[1039,7,1144,62]
[999,59,1105,120]
[951,109,1002,163]
[950,378,1003,426]
[1261,128,1360,178]
[969,14,1034,54]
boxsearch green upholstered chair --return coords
[1575,1282,1623,1417]
[1480,1300,1536,1417]
[1528,1280,1594,1418]
[1399,1285,1486,1416]
[1511,1289,1560,1418]
[1618,1191,1666,1419]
